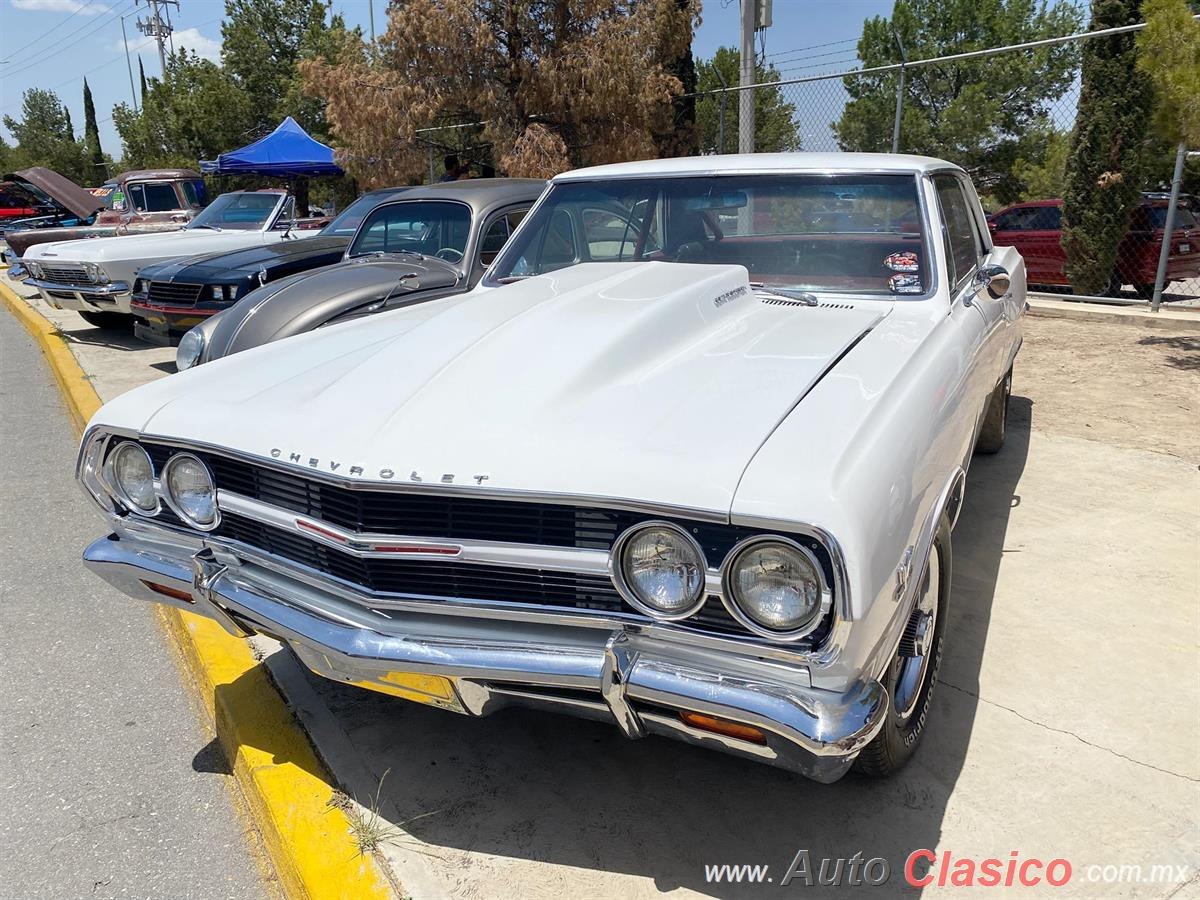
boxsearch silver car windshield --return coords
[347,200,471,258]
[489,174,929,296]
[187,192,281,231]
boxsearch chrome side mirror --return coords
[973,264,1011,300]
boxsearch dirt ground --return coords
[1018,315,1199,462]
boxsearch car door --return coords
[990,206,1049,284]
[934,174,1002,424]
[1024,204,1066,285]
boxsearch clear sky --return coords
[0,0,894,177]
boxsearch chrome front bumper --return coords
[27,278,132,314]
[83,531,887,782]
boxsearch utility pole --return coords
[121,15,140,113]
[368,0,376,42]
[738,0,756,155]
[136,0,179,76]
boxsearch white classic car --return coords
[23,190,297,327]
[76,153,1024,782]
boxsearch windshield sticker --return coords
[889,273,924,295]
[110,190,126,211]
[884,251,919,273]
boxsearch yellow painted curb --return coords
[1,282,396,900]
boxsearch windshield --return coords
[490,174,929,296]
[347,200,471,258]
[187,192,281,231]
[321,193,399,237]
[1141,206,1198,230]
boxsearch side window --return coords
[582,208,638,261]
[533,208,578,272]
[127,183,146,212]
[478,215,511,266]
[1029,206,1061,230]
[935,175,982,288]
[182,181,205,208]
[992,209,1026,231]
[141,182,182,211]
[272,197,295,228]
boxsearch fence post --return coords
[891,30,907,154]
[1150,141,1187,312]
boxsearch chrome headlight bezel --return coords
[176,327,205,370]
[161,452,220,531]
[610,521,708,621]
[25,259,43,279]
[719,535,833,641]
[103,440,160,516]
[83,261,110,284]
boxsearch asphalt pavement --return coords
[0,310,271,900]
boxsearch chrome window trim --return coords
[719,534,834,642]
[607,521,710,621]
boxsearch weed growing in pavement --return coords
[329,769,406,856]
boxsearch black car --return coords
[130,187,408,343]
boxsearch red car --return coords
[988,196,1199,297]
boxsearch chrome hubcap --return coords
[893,548,940,721]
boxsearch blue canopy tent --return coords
[199,117,343,177]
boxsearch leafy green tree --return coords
[2,89,90,183]
[695,48,800,154]
[0,135,14,174]
[1013,125,1071,201]
[113,50,253,168]
[222,0,357,140]
[1061,0,1153,294]
[834,0,1083,201]
[1136,0,1200,145]
[82,79,107,181]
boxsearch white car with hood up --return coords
[76,153,1024,782]
[23,190,296,327]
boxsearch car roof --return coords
[115,169,201,183]
[553,152,964,182]
[387,178,546,207]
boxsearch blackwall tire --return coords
[854,518,952,777]
[975,368,1011,455]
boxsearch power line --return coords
[2,0,138,81]
[3,0,105,60]
[762,37,857,59]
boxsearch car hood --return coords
[206,253,463,358]
[96,262,890,514]
[5,167,101,220]
[25,228,270,265]
[139,234,350,282]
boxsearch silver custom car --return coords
[176,179,544,370]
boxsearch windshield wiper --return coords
[750,283,819,306]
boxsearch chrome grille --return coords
[38,263,90,284]
[146,281,205,306]
[217,511,744,633]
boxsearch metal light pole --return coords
[738,0,756,155]
[891,30,907,154]
[1150,142,1187,312]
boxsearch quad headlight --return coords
[176,327,205,371]
[83,262,110,284]
[722,538,831,639]
[106,441,158,514]
[25,259,43,279]
[162,453,218,528]
[612,523,706,619]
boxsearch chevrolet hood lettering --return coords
[102,262,889,514]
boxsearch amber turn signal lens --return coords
[142,580,195,603]
[679,711,767,745]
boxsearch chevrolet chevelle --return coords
[77,154,1024,782]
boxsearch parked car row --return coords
[52,152,1028,783]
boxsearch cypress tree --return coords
[82,79,105,176]
[1061,0,1155,295]
[139,57,148,102]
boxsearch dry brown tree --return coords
[300,0,699,186]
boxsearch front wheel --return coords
[855,518,951,776]
[78,310,129,330]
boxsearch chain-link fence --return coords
[692,24,1200,305]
